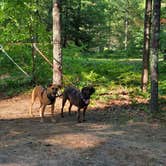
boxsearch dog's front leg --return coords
[61,98,67,118]
[68,103,72,116]
[77,108,81,123]
[51,104,56,122]
[40,105,46,122]
[83,106,87,122]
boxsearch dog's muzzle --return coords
[52,90,58,95]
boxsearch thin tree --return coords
[124,7,129,50]
[52,0,62,85]
[150,0,161,112]
[75,0,81,46]
[160,18,166,61]
[141,0,152,92]
[30,0,39,84]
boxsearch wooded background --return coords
[0,1,164,53]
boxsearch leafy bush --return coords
[62,42,86,57]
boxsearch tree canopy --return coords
[0,0,146,54]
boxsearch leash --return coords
[33,43,53,67]
[33,43,76,87]
[0,44,30,77]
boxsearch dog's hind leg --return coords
[77,108,81,123]
[29,103,33,117]
[61,97,67,118]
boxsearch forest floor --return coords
[0,92,166,166]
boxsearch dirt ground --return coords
[0,93,166,166]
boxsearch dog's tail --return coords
[31,88,36,103]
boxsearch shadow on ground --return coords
[0,99,166,166]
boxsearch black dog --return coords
[61,86,95,122]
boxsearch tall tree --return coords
[124,0,129,50]
[160,4,166,61]
[52,0,62,85]
[150,0,161,112]
[74,0,81,46]
[141,0,152,92]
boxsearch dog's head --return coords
[47,84,61,96]
[81,86,95,100]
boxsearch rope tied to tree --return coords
[0,43,76,87]
[0,44,30,77]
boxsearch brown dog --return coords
[29,84,60,122]
[61,86,95,122]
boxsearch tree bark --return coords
[124,17,128,50]
[124,1,129,50]
[163,49,166,61]
[30,0,39,84]
[31,37,36,83]
[52,0,62,85]
[141,0,152,92]
[150,0,161,113]
[62,0,68,48]
[75,0,81,46]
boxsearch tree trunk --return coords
[141,0,152,92]
[150,0,161,113]
[52,0,62,85]
[62,0,68,48]
[29,26,36,83]
[31,37,36,83]
[163,49,166,61]
[29,0,39,84]
[124,1,129,50]
[75,0,81,46]
[124,17,128,50]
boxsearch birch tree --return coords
[52,0,62,85]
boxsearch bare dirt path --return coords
[0,94,166,166]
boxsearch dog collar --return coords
[83,98,90,105]
[80,95,90,105]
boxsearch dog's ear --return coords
[47,83,53,87]
[57,84,63,89]
[89,86,95,95]
[82,86,95,95]
[47,83,62,88]
[81,87,88,94]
